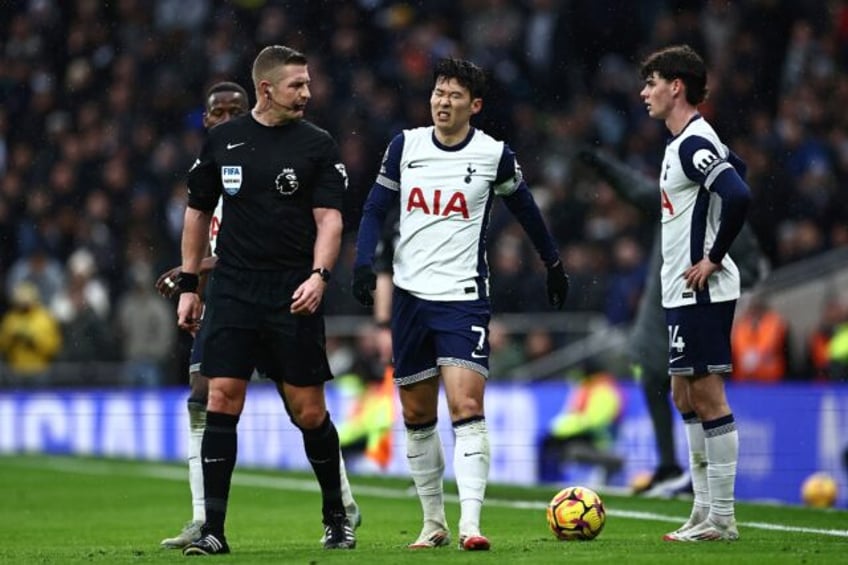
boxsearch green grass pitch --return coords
[0,455,845,564]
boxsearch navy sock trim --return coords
[452,415,485,428]
[405,418,437,431]
[681,411,699,423]
[703,413,735,430]
[187,397,206,410]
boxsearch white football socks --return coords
[683,413,710,521]
[704,415,738,522]
[338,452,358,517]
[453,418,490,537]
[406,423,447,531]
[187,401,207,523]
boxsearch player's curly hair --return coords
[433,58,488,100]
[639,44,708,106]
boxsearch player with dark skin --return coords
[177,45,355,555]
[159,81,360,550]
[157,83,249,550]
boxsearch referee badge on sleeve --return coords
[221,166,242,195]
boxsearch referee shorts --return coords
[198,264,332,386]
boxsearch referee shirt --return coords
[187,113,347,270]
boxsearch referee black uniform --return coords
[186,113,345,383]
[181,108,353,552]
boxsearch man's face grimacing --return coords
[430,76,482,137]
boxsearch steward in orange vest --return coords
[731,296,788,382]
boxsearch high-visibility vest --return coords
[336,366,395,469]
[731,310,788,382]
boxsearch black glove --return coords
[352,265,376,307]
[546,260,569,310]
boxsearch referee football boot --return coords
[182,531,230,556]
[664,516,739,542]
[320,501,362,544]
[161,520,203,549]
[322,511,356,549]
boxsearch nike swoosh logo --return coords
[463,452,484,457]
[471,352,487,359]
[407,162,426,168]
[227,142,245,150]
[203,457,225,463]
[670,355,685,364]
[407,453,425,459]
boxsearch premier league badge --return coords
[275,167,299,195]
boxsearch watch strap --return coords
[311,267,331,282]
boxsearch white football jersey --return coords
[377,127,521,301]
[659,115,740,308]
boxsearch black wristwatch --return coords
[311,267,331,283]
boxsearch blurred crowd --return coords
[2,0,848,385]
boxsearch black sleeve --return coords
[312,134,346,211]
[186,136,221,212]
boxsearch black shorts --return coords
[199,264,332,386]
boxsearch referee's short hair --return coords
[252,45,308,88]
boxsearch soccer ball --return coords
[546,486,606,540]
[801,472,837,508]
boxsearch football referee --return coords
[177,45,354,555]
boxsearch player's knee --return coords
[401,403,436,425]
[207,387,243,414]
[448,395,483,421]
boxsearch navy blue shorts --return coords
[199,264,332,386]
[665,300,736,377]
[391,287,491,387]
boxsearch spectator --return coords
[537,363,624,484]
[731,293,790,383]
[826,311,848,382]
[604,234,648,326]
[488,319,526,378]
[5,244,64,309]
[115,261,176,387]
[0,280,62,385]
[807,295,847,380]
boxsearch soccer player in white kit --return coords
[352,58,570,550]
[639,45,752,542]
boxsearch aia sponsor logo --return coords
[406,187,469,218]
